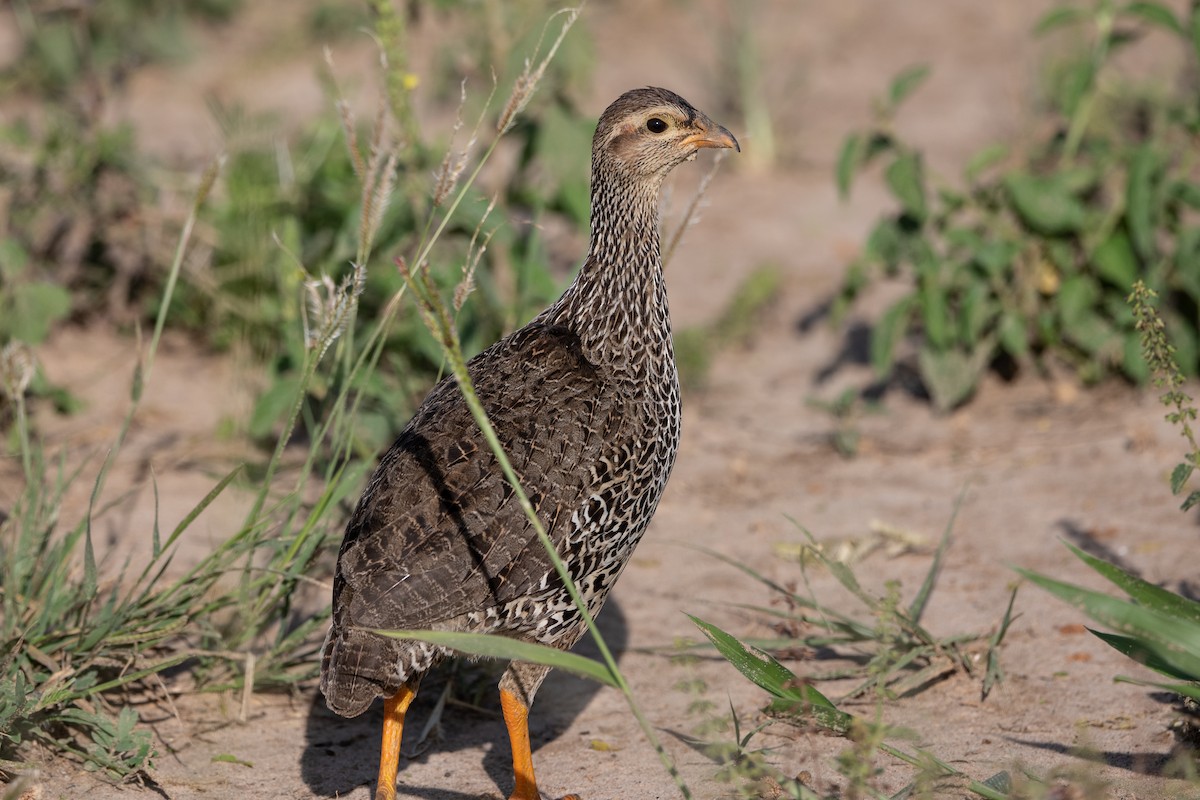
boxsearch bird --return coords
[320,86,739,800]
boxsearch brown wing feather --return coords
[321,321,625,713]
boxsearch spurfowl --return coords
[321,87,739,800]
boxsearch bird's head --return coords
[592,87,739,183]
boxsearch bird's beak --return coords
[682,120,740,153]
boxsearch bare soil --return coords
[7,1,1200,798]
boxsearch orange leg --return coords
[501,687,540,800]
[376,684,417,800]
[501,687,583,800]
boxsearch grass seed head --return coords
[0,341,35,400]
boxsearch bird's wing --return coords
[331,321,627,633]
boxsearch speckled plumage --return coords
[321,87,738,728]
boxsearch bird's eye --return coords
[646,117,668,133]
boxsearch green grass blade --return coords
[908,488,963,623]
[983,585,1019,699]
[150,469,161,559]
[837,133,862,199]
[1015,566,1200,677]
[1064,540,1200,625]
[1113,674,1200,701]
[688,615,852,734]
[374,629,618,687]
[133,464,244,592]
[1089,629,1199,681]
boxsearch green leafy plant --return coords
[1017,542,1200,702]
[836,1,1200,411]
[3,0,239,98]
[688,616,1014,799]
[177,4,595,458]
[1017,280,1200,748]
[691,504,1015,703]
[1130,280,1200,510]
[0,241,70,346]
[671,498,1019,798]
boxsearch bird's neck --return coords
[546,174,672,369]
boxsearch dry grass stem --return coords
[0,340,35,400]
[663,149,729,270]
[454,194,499,312]
[324,47,366,179]
[496,6,582,135]
[432,81,472,207]
[303,262,367,359]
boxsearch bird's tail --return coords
[320,624,410,718]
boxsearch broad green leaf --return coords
[1126,145,1160,260]
[1035,6,1089,33]
[837,133,862,200]
[888,64,931,109]
[866,218,904,268]
[974,240,1017,277]
[981,772,1013,792]
[374,629,618,687]
[886,152,927,221]
[688,615,851,733]
[248,373,304,439]
[1015,567,1200,677]
[1057,275,1099,328]
[1092,229,1138,290]
[1166,310,1199,377]
[1183,490,1200,512]
[918,345,988,412]
[1005,173,1087,235]
[1090,629,1197,681]
[871,296,914,376]
[0,238,29,280]
[998,311,1029,357]
[1173,180,1200,209]
[1114,674,1200,701]
[1123,332,1150,383]
[959,282,995,345]
[9,282,71,344]
[1122,2,1184,34]
[1172,463,1194,495]
[1065,541,1200,625]
[1066,312,1117,358]
[918,282,951,351]
[921,347,979,412]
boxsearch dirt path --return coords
[13,1,1200,798]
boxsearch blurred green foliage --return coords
[185,6,596,455]
[3,0,240,97]
[0,0,598,458]
[836,1,1200,411]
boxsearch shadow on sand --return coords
[299,598,629,799]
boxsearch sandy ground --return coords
[7,1,1200,798]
